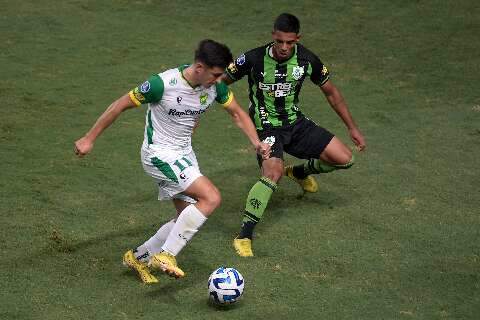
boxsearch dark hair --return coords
[194,39,233,69]
[273,13,300,34]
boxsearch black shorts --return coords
[257,116,334,164]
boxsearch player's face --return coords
[197,64,225,88]
[271,30,300,61]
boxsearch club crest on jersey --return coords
[169,78,177,86]
[199,93,208,105]
[140,81,151,93]
[236,54,246,66]
[263,136,276,146]
[292,66,305,80]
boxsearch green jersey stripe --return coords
[147,110,153,145]
[249,61,265,128]
[263,52,282,127]
[151,157,178,183]
[285,56,299,123]
[274,63,289,126]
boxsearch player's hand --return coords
[74,136,94,157]
[349,127,366,151]
[255,142,271,160]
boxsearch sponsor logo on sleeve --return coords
[133,87,145,102]
[227,62,238,74]
[236,54,246,66]
[140,81,151,93]
[321,65,329,76]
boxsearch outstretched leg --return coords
[289,136,354,182]
[234,158,283,257]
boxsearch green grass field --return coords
[1,0,479,319]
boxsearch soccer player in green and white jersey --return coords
[223,13,366,257]
[74,40,271,283]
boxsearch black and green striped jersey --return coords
[226,43,330,129]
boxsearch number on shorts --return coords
[173,157,193,172]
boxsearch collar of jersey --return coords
[178,64,201,89]
[267,42,297,65]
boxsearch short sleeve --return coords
[128,74,164,106]
[225,52,251,82]
[215,81,234,107]
[309,54,330,86]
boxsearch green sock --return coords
[239,177,277,239]
[302,155,355,175]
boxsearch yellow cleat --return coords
[284,165,318,193]
[148,252,185,278]
[123,250,158,284]
[233,238,254,257]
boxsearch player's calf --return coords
[296,154,355,176]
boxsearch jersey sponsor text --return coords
[168,108,207,117]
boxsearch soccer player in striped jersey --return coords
[74,40,271,283]
[223,13,366,257]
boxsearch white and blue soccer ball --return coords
[208,267,244,305]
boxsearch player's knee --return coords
[263,168,283,183]
[206,188,222,210]
[337,153,355,169]
[261,158,284,182]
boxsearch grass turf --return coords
[1,1,479,319]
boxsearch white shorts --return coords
[141,148,202,203]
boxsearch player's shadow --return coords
[11,223,216,303]
[9,224,159,273]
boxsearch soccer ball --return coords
[208,267,244,305]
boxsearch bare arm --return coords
[74,94,137,156]
[320,80,366,151]
[224,97,271,159]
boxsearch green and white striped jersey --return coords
[129,65,233,154]
[226,43,329,130]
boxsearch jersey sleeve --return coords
[225,52,252,82]
[214,81,234,107]
[308,53,330,86]
[128,74,164,106]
